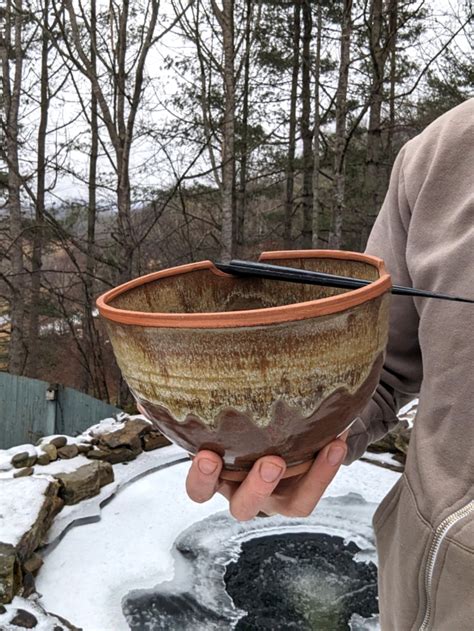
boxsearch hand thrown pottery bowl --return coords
[97,250,391,480]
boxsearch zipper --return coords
[419,500,474,631]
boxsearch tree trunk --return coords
[3,0,26,375]
[300,0,313,248]
[83,0,109,401]
[311,0,322,248]
[213,0,236,261]
[386,0,398,166]
[27,0,49,377]
[284,0,301,248]
[329,0,352,249]
[113,1,134,282]
[362,0,386,249]
[236,0,252,250]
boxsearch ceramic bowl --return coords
[97,250,391,480]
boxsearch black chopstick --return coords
[214,260,474,305]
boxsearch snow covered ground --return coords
[35,448,400,630]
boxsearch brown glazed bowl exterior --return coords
[97,250,391,480]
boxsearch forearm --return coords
[345,378,402,464]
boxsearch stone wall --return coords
[0,415,170,628]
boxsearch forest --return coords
[0,0,472,407]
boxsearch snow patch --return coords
[0,596,67,631]
[78,413,151,440]
[45,444,189,544]
[0,477,54,546]
[6,444,39,458]
[32,454,91,476]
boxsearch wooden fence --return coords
[0,372,121,449]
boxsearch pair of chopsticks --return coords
[215,259,474,305]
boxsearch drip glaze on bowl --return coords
[97,250,391,479]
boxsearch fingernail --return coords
[327,444,346,466]
[198,458,218,475]
[260,462,283,483]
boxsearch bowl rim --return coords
[96,249,391,328]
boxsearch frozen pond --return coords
[125,529,379,630]
[36,449,399,630]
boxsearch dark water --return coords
[124,532,378,630]
[225,533,378,630]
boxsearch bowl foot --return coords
[219,459,313,482]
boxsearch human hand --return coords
[185,436,348,521]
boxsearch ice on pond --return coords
[123,494,381,630]
[224,532,378,630]
[36,457,398,630]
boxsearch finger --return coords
[185,450,223,503]
[286,438,347,517]
[229,456,286,521]
[216,479,239,502]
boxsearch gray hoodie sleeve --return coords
[345,145,423,463]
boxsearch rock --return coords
[54,462,114,505]
[23,553,43,575]
[392,452,407,465]
[15,480,63,563]
[10,608,38,628]
[0,603,6,614]
[13,467,34,478]
[367,421,412,457]
[49,436,67,449]
[76,443,91,454]
[0,543,21,604]
[11,452,29,466]
[360,455,404,473]
[394,426,411,455]
[142,431,170,451]
[102,447,137,464]
[98,419,150,452]
[87,446,136,464]
[36,452,50,466]
[22,571,36,597]
[57,445,79,460]
[40,444,57,461]
[12,453,37,469]
[86,448,110,461]
[97,461,114,487]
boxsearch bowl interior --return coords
[108,257,380,314]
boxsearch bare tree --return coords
[284,0,301,248]
[329,0,352,249]
[300,0,312,248]
[1,0,26,374]
[58,0,162,282]
[211,0,236,260]
[362,0,391,248]
[311,0,322,247]
[26,0,52,376]
[235,0,252,249]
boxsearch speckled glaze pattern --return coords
[98,251,391,476]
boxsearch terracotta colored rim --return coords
[218,459,313,482]
[96,249,391,328]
